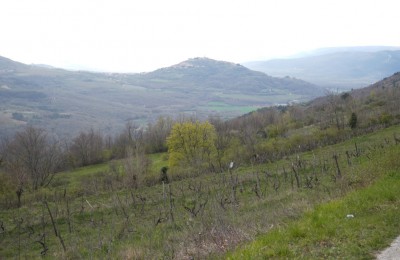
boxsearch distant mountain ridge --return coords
[0,56,321,138]
[245,47,400,90]
[0,56,29,71]
[291,46,400,58]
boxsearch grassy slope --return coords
[1,126,400,259]
[228,144,400,259]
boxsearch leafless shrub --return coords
[4,126,63,191]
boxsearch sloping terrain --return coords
[0,56,321,138]
[1,104,400,259]
[245,49,400,90]
[130,58,320,95]
[1,65,400,259]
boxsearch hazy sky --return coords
[1,0,399,72]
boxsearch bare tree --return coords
[326,92,346,130]
[145,116,173,153]
[122,122,151,188]
[3,126,62,191]
[209,116,232,172]
[69,128,104,167]
[113,121,144,159]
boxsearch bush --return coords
[379,113,393,125]
[0,173,16,207]
[349,112,358,129]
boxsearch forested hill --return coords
[0,56,322,138]
[229,71,400,156]
[129,57,321,96]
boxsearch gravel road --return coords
[377,236,400,260]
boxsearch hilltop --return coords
[130,57,320,95]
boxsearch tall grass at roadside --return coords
[227,144,400,259]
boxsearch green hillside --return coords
[1,123,399,259]
[0,56,321,138]
[1,72,400,259]
[228,144,400,259]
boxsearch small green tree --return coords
[349,112,358,129]
[166,121,217,171]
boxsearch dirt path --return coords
[377,235,400,260]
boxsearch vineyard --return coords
[1,125,399,259]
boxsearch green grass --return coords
[48,153,168,195]
[149,152,168,172]
[227,145,400,259]
[1,126,400,259]
[198,101,259,114]
[215,92,304,104]
[49,163,110,193]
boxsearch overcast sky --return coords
[1,0,399,72]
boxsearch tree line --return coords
[1,72,400,207]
